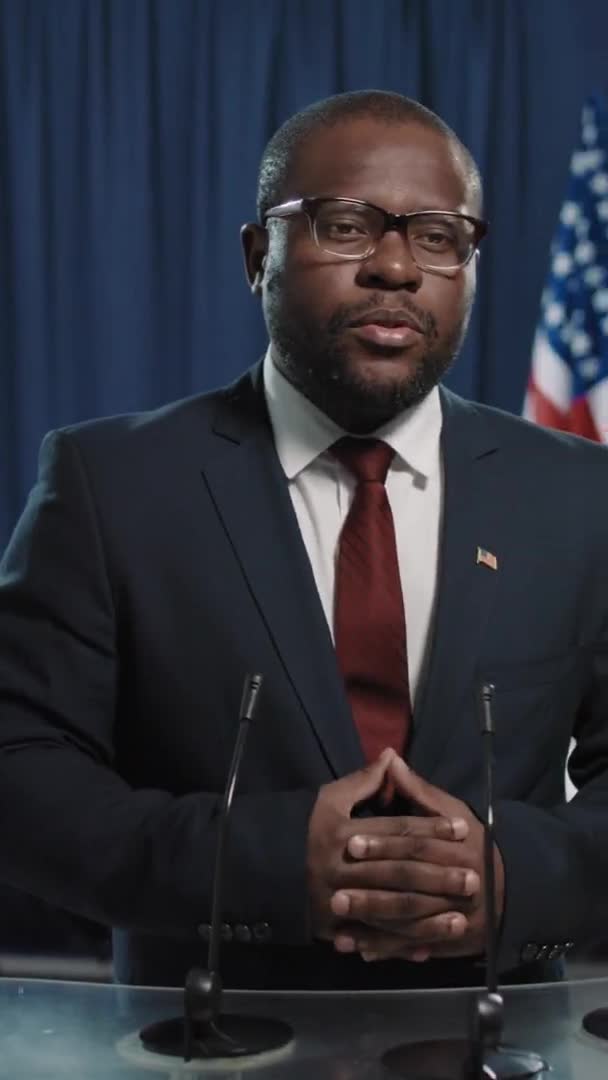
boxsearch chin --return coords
[342,350,422,385]
[322,367,429,424]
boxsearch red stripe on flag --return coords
[526,379,601,441]
[568,396,601,441]
[525,379,570,432]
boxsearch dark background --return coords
[0,0,607,970]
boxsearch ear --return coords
[241,223,267,296]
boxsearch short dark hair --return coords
[256,89,482,221]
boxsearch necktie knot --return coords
[331,437,395,485]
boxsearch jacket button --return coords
[197,923,211,942]
[520,943,539,963]
[536,944,549,960]
[547,944,562,960]
[220,923,233,943]
[564,941,575,953]
[253,922,272,944]
[234,924,252,944]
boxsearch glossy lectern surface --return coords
[1,973,608,1078]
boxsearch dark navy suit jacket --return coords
[1,364,608,989]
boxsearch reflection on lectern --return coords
[115,1027,295,1076]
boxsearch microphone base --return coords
[139,1013,293,1060]
[382,1037,547,1078]
[582,1007,608,1040]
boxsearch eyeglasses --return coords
[263,196,487,272]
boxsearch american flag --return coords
[523,96,608,443]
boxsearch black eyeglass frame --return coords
[263,196,488,271]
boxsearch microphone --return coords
[139,673,293,1062]
[463,683,546,1079]
[382,682,547,1079]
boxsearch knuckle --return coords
[403,918,427,942]
[389,863,413,890]
[398,892,418,918]
[408,836,428,859]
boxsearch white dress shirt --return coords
[263,350,443,706]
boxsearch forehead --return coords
[286,118,473,214]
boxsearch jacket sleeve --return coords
[0,430,317,944]
[493,625,608,972]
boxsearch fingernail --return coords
[464,870,480,895]
[451,817,468,840]
[331,892,351,916]
[411,948,430,962]
[361,950,378,962]
[348,835,368,858]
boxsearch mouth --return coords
[347,308,425,349]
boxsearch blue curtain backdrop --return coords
[1,0,608,552]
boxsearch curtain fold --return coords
[1,0,607,546]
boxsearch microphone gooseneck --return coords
[480,681,498,996]
[138,672,294,1063]
[208,672,263,977]
[382,680,547,1079]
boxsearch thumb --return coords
[388,756,455,815]
[341,748,396,814]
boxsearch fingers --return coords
[339,858,480,900]
[331,888,470,934]
[337,748,397,814]
[334,925,432,962]
[346,814,469,854]
[346,833,477,870]
[343,934,476,962]
[333,923,473,962]
[387,757,461,816]
[333,890,465,929]
[333,906,468,951]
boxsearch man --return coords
[0,90,607,991]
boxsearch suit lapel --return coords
[201,366,362,779]
[409,388,504,777]
[202,371,508,781]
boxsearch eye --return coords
[324,218,369,237]
[414,229,453,249]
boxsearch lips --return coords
[348,308,425,348]
[348,308,425,334]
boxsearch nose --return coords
[356,228,423,292]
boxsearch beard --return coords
[264,279,471,432]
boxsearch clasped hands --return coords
[307,748,504,963]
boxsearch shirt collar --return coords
[263,348,443,481]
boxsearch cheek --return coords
[423,270,475,335]
[270,253,357,318]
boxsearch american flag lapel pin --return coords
[476,546,498,571]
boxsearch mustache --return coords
[327,296,438,340]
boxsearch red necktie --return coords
[332,438,411,764]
